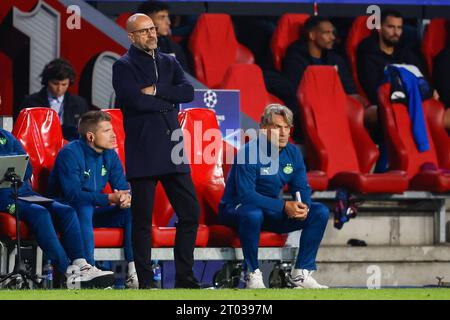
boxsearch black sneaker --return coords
[175,275,201,289]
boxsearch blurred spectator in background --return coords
[137,0,191,73]
[356,10,429,131]
[283,16,360,99]
[19,58,89,141]
[273,16,364,143]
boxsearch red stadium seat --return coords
[378,84,450,192]
[189,13,254,88]
[271,13,310,71]
[0,214,32,241]
[103,109,126,168]
[307,171,328,191]
[116,12,132,30]
[179,108,287,248]
[345,16,372,98]
[219,64,284,123]
[12,108,65,194]
[298,66,408,193]
[422,19,449,78]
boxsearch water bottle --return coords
[152,260,162,288]
[42,260,53,289]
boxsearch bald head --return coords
[126,13,152,33]
[126,13,158,52]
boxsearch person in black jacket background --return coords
[276,16,364,143]
[356,10,428,106]
[283,16,359,98]
[356,10,432,137]
[19,58,90,141]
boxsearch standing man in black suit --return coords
[112,13,200,289]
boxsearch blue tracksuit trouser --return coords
[18,200,85,273]
[70,203,133,266]
[218,202,328,272]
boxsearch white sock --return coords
[128,262,136,276]
[251,268,261,274]
[72,258,89,269]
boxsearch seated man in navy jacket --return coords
[19,58,90,141]
[218,104,329,289]
[48,111,137,289]
[280,16,365,142]
[0,128,114,289]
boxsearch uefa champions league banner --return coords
[180,89,241,147]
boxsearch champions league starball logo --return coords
[203,90,218,109]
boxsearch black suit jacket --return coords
[19,87,90,141]
[112,45,194,179]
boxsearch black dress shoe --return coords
[175,275,201,289]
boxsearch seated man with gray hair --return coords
[218,104,329,289]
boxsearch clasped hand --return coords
[108,189,132,209]
[284,201,308,221]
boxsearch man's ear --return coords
[127,33,134,43]
[86,132,95,142]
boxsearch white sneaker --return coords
[245,269,266,289]
[125,272,139,289]
[66,264,115,289]
[287,269,328,289]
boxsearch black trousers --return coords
[129,173,200,289]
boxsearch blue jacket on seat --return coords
[48,139,129,206]
[384,65,430,152]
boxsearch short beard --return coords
[381,35,399,48]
